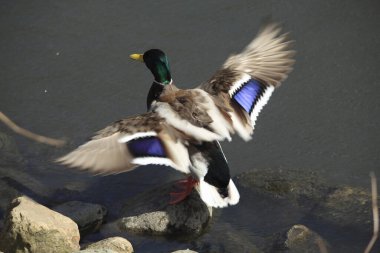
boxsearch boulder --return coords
[84,237,133,253]
[275,224,329,253]
[104,182,211,236]
[53,201,107,235]
[0,196,80,253]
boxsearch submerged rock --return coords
[53,201,107,236]
[75,250,117,253]
[273,224,329,253]
[0,196,80,253]
[104,182,211,236]
[236,168,331,210]
[83,237,133,253]
[312,186,373,231]
[231,168,380,253]
[192,221,264,253]
[171,250,198,253]
[236,168,374,234]
[0,133,51,214]
[0,132,25,167]
[0,178,21,212]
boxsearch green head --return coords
[130,49,172,85]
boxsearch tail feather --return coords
[198,178,240,208]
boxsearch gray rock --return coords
[283,225,329,253]
[120,211,169,234]
[192,221,264,253]
[84,237,133,253]
[53,201,107,235]
[0,132,25,167]
[0,167,50,200]
[0,196,80,253]
[0,178,21,212]
[312,186,374,230]
[0,133,51,214]
[236,168,330,210]
[75,250,117,253]
[236,168,375,234]
[105,182,211,236]
[171,250,198,253]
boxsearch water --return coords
[1,0,380,252]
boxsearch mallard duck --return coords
[57,23,295,208]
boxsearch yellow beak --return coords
[129,53,144,62]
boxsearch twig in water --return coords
[0,111,65,147]
[364,172,379,253]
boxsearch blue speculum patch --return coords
[128,136,166,158]
[232,79,264,114]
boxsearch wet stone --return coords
[75,250,117,253]
[236,168,374,251]
[312,186,374,232]
[83,237,133,253]
[53,201,107,236]
[279,224,329,253]
[104,182,212,237]
[0,178,21,212]
[236,168,331,210]
[192,221,264,253]
[0,132,25,167]
[171,250,198,253]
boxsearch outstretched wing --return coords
[57,112,191,175]
[200,22,295,141]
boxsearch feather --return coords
[57,112,191,174]
[199,22,295,141]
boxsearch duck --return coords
[57,22,295,208]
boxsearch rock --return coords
[0,196,80,253]
[119,211,170,234]
[75,250,117,253]
[312,186,373,231]
[0,132,25,167]
[84,237,133,253]
[192,221,264,253]
[0,178,21,212]
[236,168,375,232]
[0,168,50,203]
[171,250,198,253]
[236,168,331,210]
[53,201,107,235]
[0,132,51,214]
[273,224,329,253]
[235,168,375,250]
[104,182,211,237]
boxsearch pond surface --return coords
[1,1,380,252]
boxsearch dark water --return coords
[1,1,380,252]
